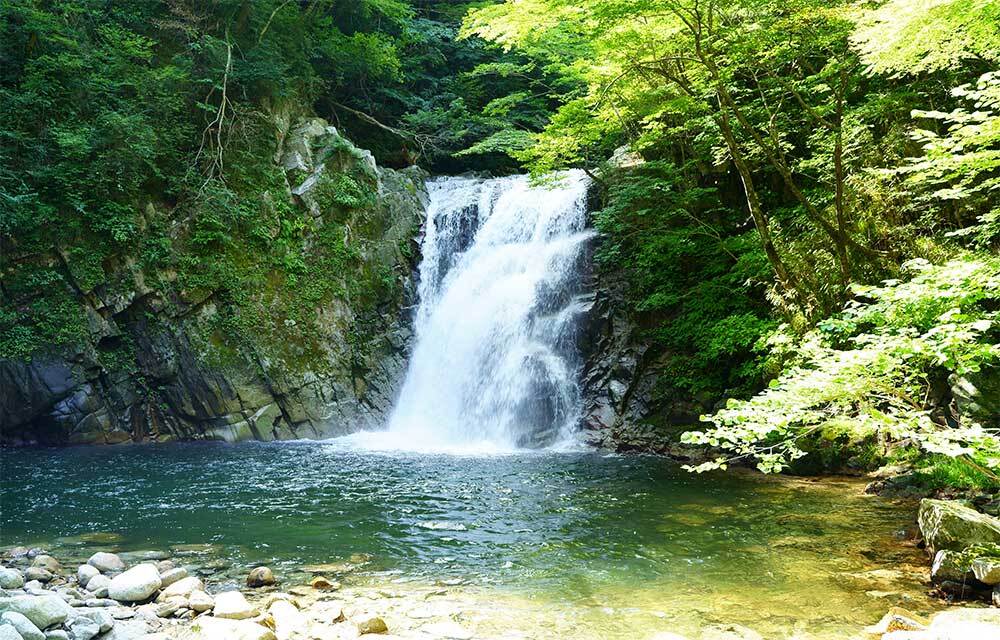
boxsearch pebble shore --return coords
[2,545,1000,640]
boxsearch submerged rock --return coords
[420,620,472,639]
[699,624,764,640]
[356,616,388,635]
[917,499,1000,553]
[107,565,161,602]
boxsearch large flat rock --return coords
[917,498,1000,553]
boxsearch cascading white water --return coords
[381,170,593,451]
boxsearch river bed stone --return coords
[86,554,124,575]
[0,571,23,591]
[0,595,75,630]
[107,566,161,603]
[212,591,257,620]
[1,611,45,640]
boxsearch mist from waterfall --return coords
[374,171,592,452]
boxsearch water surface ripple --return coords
[0,442,935,638]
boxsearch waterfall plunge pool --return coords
[0,441,940,639]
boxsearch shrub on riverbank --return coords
[682,256,1000,481]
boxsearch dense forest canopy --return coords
[1,0,999,481]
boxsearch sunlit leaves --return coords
[683,257,1000,473]
[853,0,1000,75]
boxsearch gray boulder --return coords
[0,571,23,591]
[1,611,44,640]
[85,554,123,575]
[107,566,160,603]
[83,576,108,599]
[155,577,201,602]
[187,590,213,613]
[75,567,98,589]
[951,371,1000,426]
[156,569,186,589]
[28,560,58,577]
[972,557,1000,585]
[931,550,974,583]
[212,591,257,620]
[94,620,147,640]
[187,618,275,640]
[21,572,49,586]
[74,610,112,633]
[0,625,22,640]
[246,567,275,588]
[0,595,74,630]
[929,607,1000,638]
[64,617,99,640]
[918,499,1000,553]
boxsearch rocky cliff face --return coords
[576,275,702,455]
[0,114,428,445]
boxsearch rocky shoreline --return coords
[1,534,999,640]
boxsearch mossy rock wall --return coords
[0,110,428,445]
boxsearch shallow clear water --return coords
[0,442,937,638]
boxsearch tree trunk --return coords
[717,104,804,306]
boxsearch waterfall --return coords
[383,170,593,451]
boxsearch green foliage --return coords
[682,257,1000,474]
[853,0,1000,75]
[894,72,1000,248]
[594,161,776,399]
[0,266,88,360]
[462,0,1000,487]
[0,0,465,364]
[913,455,1000,491]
